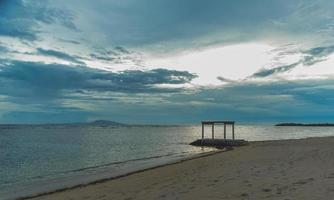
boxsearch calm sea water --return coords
[1,124,334,199]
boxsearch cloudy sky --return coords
[1,0,334,124]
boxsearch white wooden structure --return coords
[201,121,235,140]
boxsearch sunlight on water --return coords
[1,124,334,198]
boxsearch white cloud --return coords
[145,43,277,85]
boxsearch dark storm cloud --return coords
[89,46,137,63]
[303,45,334,66]
[89,53,115,62]
[37,48,84,64]
[1,59,334,123]
[252,63,300,78]
[0,0,76,40]
[86,46,146,68]
[0,60,197,99]
[76,0,295,46]
[63,0,334,50]
[1,0,334,124]
[0,59,197,123]
[157,79,334,123]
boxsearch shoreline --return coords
[10,148,222,200]
[25,136,334,200]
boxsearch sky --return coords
[1,0,334,124]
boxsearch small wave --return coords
[7,151,200,186]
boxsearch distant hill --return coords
[275,123,334,127]
[89,120,126,126]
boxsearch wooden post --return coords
[232,123,235,140]
[224,123,226,139]
[212,123,214,139]
[201,123,204,145]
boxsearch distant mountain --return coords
[89,120,126,126]
[276,123,334,127]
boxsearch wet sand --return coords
[28,137,334,200]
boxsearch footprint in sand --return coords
[240,193,249,197]
[262,188,271,193]
[293,178,314,185]
[277,185,289,192]
[327,173,334,179]
[188,185,195,190]
[327,188,334,193]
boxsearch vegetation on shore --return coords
[275,123,334,126]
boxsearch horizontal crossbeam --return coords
[202,121,235,125]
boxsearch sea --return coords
[1,124,334,199]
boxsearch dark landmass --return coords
[0,120,127,127]
[89,120,126,126]
[276,123,334,127]
[0,120,186,128]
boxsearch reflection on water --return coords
[1,124,334,198]
[0,125,205,188]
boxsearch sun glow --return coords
[145,43,277,85]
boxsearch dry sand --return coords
[28,137,334,200]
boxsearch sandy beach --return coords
[27,137,334,200]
